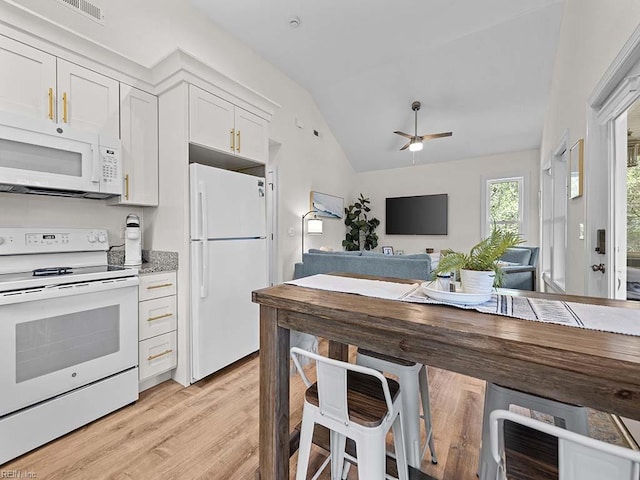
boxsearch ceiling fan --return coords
[394,101,452,152]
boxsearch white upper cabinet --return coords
[0,36,56,121]
[110,84,158,206]
[56,59,120,140]
[189,85,235,154]
[0,36,120,140]
[189,84,267,164]
[235,107,268,164]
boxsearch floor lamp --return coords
[302,210,323,260]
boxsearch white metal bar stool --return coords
[291,347,409,480]
[479,383,589,480]
[356,349,437,469]
[490,409,640,480]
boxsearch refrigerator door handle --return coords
[200,240,208,298]
[198,180,209,240]
[199,181,209,298]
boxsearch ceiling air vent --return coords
[56,0,104,24]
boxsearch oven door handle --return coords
[0,277,139,306]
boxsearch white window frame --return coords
[481,175,526,240]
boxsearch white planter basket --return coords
[460,269,495,294]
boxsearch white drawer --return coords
[138,271,177,301]
[139,295,177,341]
[139,331,177,381]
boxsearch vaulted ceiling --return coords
[192,0,565,172]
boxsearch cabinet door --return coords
[117,85,158,206]
[0,36,56,121]
[235,107,267,163]
[189,84,235,154]
[56,59,119,139]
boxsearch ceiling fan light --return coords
[409,140,423,152]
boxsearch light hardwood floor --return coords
[2,344,486,479]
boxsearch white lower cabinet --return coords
[138,271,177,384]
[139,331,177,381]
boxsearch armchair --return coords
[499,246,539,291]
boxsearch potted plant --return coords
[342,194,380,251]
[434,226,524,294]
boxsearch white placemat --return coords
[286,274,420,300]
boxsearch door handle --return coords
[48,87,54,120]
[230,128,235,151]
[62,92,68,123]
[591,263,605,273]
[236,130,241,152]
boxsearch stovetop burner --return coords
[33,267,73,276]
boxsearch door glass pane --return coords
[627,124,640,300]
[0,138,82,176]
[15,305,119,383]
[552,152,567,290]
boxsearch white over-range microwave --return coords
[0,112,122,199]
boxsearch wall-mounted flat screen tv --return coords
[385,194,448,235]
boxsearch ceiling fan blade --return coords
[420,132,453,141]
[399,141,411,151]
[394,131,413,139]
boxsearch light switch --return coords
[288,227,295,237]
[579,223,585,240]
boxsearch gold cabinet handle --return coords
[62,92,68,123]
[147,312,173,322]
[147,349,173,361]
[48,87,54,120]
[146,283,173,290]
[236,130,241,152]
[124,174,129,200]
[230,128,235,151]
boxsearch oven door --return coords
[0,276,138,416]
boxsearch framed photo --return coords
[570,139,584,199]
[310,191,343,219]
[382,246,394,256]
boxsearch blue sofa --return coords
[499,246,539,291]
[293,249,434,281]
[293,247,539,291]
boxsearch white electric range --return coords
[0,227,139,465]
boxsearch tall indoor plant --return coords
[342,194,380,251]
[434,226,523,293]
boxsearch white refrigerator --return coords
[189,163,267,382]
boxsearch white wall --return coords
[351,149,540,255]
[0,0,355,281]
[541,0,640,294]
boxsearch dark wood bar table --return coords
[252,275,640,479]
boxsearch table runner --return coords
[286,274,640,337]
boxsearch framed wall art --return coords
[310,191,343,218]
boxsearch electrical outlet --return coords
[288,227,295,237]
[579,223,584,240]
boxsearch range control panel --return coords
[0,228,110,255]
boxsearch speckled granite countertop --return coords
[108,250,178,274]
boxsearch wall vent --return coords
[56,0,104,24]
